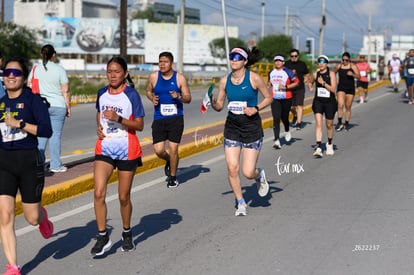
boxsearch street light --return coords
[261,1,265,39]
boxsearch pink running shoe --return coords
[2,264,21,275]
[39,207,54,239]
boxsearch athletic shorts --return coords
[390,73,401,84]
[224,137,263,151]
[292,87,305,106]
[356,81,369,89]
[406,77,414,87]
[0,148,44,203]
[152,115,184,144]
[95,155,142,171]
[312,99,337,120]
[337,87,355,95]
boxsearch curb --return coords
[14,80,388,215]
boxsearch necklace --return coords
[231,69,246,84]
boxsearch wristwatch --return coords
[19,120,26,129]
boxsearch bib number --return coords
[317,87,330,98]
[408,68,414,75]
[360,71,367,77]
[160,104,178,116]
[227,101,246,115]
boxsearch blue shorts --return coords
[224,137,263,151]
[406,77,414,87]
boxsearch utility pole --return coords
[284,6,289,36]
[368,12,372,63]
[120,0,127,60]
[319,0,326,55]
[177,0,185,73]
[1,0,4,23]
[261,1,265,39]
[221,0,230,72]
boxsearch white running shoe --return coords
[285,131,292,142]
[235,203,247,216]
[313,147,323,158]
[273,139,281,149]
[326,142,334,156]
[256,168,269,197]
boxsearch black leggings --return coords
[271,98,292,140]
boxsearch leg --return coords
[326,119,334,140]
[241,148,260,180]
[314,113,323,143]
[281,99,292,132]
[167,141,180,177]
[48,107,67,170]
[93,160,113,231]
[296,105,303,124]
[0,195,17,266]
[344,93,354,123]
[117,170,136,229]
[336,91,345,121]
[271,100,282,141]
[153,141,169,162]
[224,146,243,201]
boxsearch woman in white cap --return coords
[308,55,337,157]
[211,46,272,216]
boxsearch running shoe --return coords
[235,203,247,216]
[2,265,21,275]
[285,131,292,142]
[326,142,334,156]
[256,168,269,197]
[121,231,135,252]
[90,234,112,257]
[164,160,170,177]
[313,147,323,158]
[167,177,179,188]
[39,207,54,239]
[409,101,413,105]
[291,116,297,126]
[272,139,281,149]
[335,123,344,132]
[49,166,67,173]
[359,96,364,104]
[296,122,302,130]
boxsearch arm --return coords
[102,108,144,132]
[146,72,159,106]
[177,73,191,103]
[96,111,105,140]
[211,76,227,112]
[251,71,272,111]
[352,64,361,79]
[61,82,71,117]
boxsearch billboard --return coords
[42,16,146,55]
[145,23,238,65]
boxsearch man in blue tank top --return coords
[146,51,192,188]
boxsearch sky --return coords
[158,0,414,55]
[2,0,413,55]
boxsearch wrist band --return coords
[254,106,259,111]
[117,116,123,124]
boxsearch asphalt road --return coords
[5,84,414,274]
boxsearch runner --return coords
[388,53,402,93]
[211,46,272,216]
[308,55,337,157]
[355,55,371,103]
[333,52,360,131]
[268,54,299,149]
[146,51,192,188]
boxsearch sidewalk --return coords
[14,80,387,214]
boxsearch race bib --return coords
[360,71,367,77]
[408,68,414,75]
[227,101,246,115]
[160,104,178,116]
[102,119,127,139]
[317,87,330,98]
[0,122,27,142]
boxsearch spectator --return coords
[28,44,70,172]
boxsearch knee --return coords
[94,190,106,204]
[242,168,256,180]
[119,194,131,207]
[227,165,239,178]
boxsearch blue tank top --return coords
[225,69,258,107]
[153,71,184,120]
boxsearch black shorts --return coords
[0,148,44,203]
[312,99,337,120]
[152,115,184,144]
[224,112,263,143]
[292,87,305,106]
[337,87,355,95]
[95,155,142,171]
[356,81,368,89]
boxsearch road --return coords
[5,84,414,274]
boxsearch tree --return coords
[130,7,159,22]
[257,34,293,62]
[0,22,41,60]
[209,37,246,59]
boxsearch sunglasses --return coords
[290,55,298,58]
[4,68,23,77]
[318,59,328,64]
[229,53,246,61]
[342,58,349,62]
